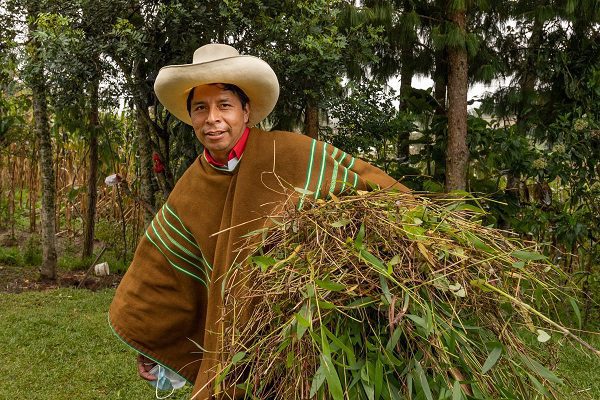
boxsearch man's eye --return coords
[195,105,206,111]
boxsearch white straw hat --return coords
[154,44,279,127]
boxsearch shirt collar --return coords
[203,127,250,168]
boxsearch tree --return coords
[25,3,58,280]
[444,0,469,191]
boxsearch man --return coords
[109,43,408,399]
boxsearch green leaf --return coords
[346,297,374,308]
[452,380,463,400]
[295,304,311,339]
[359,249,388,275]
[385,328,403,352]
[320,337,344,400]
[569,297,582,329]
[315,279,346,292]
[251,256,277,272]
[362,381,375,400]
[317,299,336,309]
[354,223,365,249]
[518,354,563,384]
[464,231,495,254]
[481,345,502,374]
[309,363,326,397]
[231,351,246,364]
[330,218,351,227]
[446,202,486,214]
[380,274,392,304]
[402,224,427,239]
[414,361,434,400]
[527,372,552,397]
[511,250,547,261]
[374,358,383,399]
[511,261,525,269]
[407,314,427,330]
[322,326,356,365]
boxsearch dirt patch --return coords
[0,264,122,293]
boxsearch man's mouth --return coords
[205,131,226,139]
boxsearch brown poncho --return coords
[109,128,407,398]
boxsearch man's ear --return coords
[244,104,250,124]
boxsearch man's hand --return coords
[137,354,157,381]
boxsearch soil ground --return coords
[0,263,121,293]
[0,228,121,293]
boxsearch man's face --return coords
[189,84,250,164]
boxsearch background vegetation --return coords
[0,0,598,398]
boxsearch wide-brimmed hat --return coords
[154,44,279,127]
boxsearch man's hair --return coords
[186,83,250,115]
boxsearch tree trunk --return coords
[304,100,319,139]
[82,78,99,258]
[445,7,469,192]
[137,110,156,225]
[397,45,413,166]
[28,8,57,280]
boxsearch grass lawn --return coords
[0,287,598,399]
[0,288,191,400]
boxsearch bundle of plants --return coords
[220,190,598,400]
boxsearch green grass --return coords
[0,287,597,399]
[0,288,191,400]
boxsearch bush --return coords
[21,234,42,266]
[0,246,23,266]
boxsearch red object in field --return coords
[153,153,165,173]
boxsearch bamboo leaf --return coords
[359,249,388,275]
[231,351,246,364]
[407,314,427,330]
[452,380,463,400]
[346,296,374,308]
[569,297,582,329]
[315,279,346,292]
[317,299,336,309]
[374,358,384,399]
[414,361,434,400]
[309,363,326,397]
[518,354,563,384]
[320,330,344,400]
[386,328,403,352]
[403,224,427,239]
[481,345,502,374]
[330,218,351,228]
[464,231,496,254]
[380,274,392,304]
[527,372,552,397]
[511,250,546,261]
[354,223,365,249]
[323,325,356,365]
[251,256,276,272]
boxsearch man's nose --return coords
[206,107,222,123]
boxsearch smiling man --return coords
[109,44,409,399]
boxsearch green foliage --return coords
[22,234,42,266]
[0,246,23,266]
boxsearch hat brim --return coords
[154,55,279,127]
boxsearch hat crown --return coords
[192,44,240,64]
